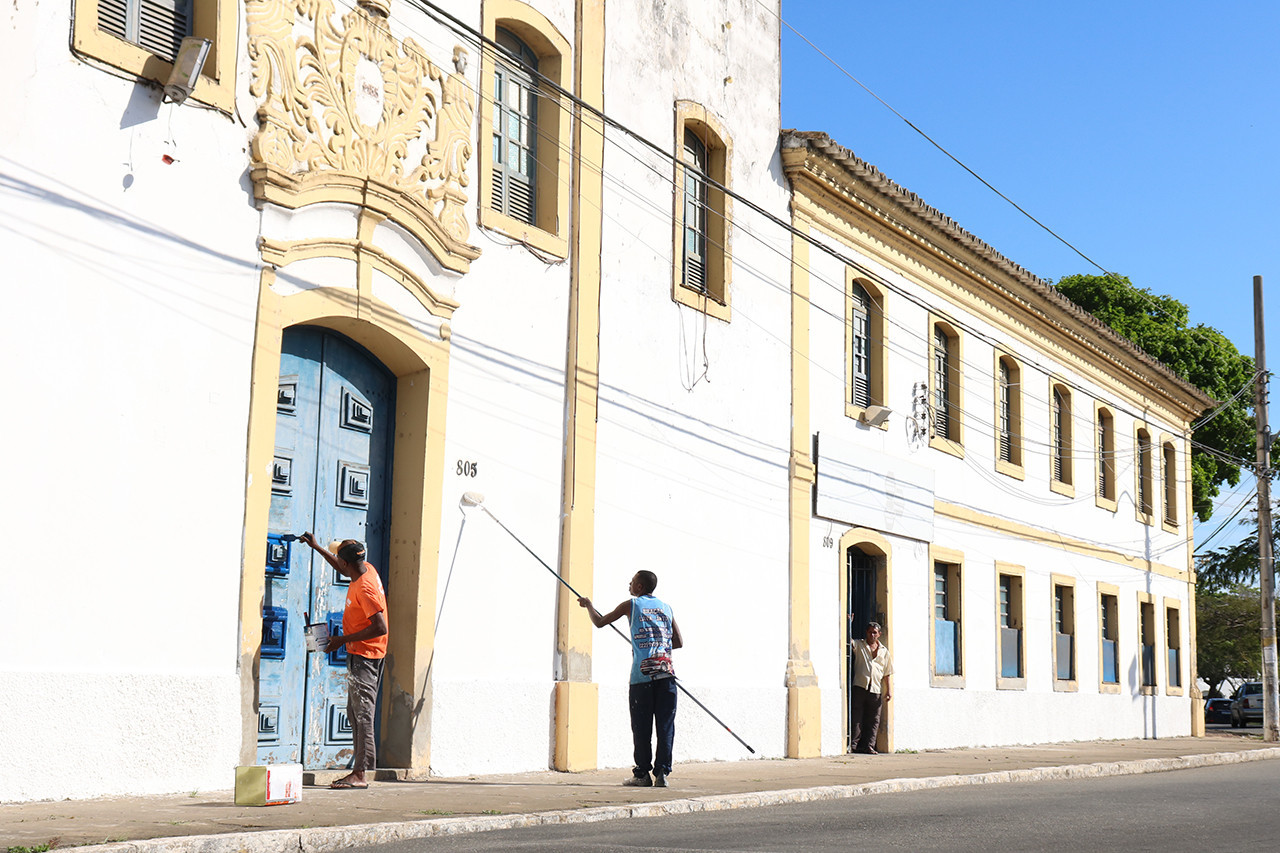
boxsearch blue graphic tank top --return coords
[629,594,675,684]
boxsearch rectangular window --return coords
[851,284,871,408]
[1053,581,1076,686]
[1100,591,1119,686]
[97,0,192,62]
[1166,605,1182,689]
[1051,384,1074,495]
[1140,598,1157,689]
[930,322,962,452]
[997,568,1024,685]
[932,559,963,682]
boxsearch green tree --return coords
[1055,274,1255,522]
[1196,584,1265,698]
[1196,507,1269,593]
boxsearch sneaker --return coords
[623,774,652,787]
[653,773,668,787]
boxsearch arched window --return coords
[1096,406,1116,506]
[851,282,871,408]
[1162,441,1178,526]
[995,355,1022,471]
[931,322,960,447]
[1051,384,1073,489]
[672,102,731,320]
[681,128,709,294]
[1136,428,1154,521]
[492,28,539,225]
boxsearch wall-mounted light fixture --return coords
[860,405,892,427]
[164,37,212,105]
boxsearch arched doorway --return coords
[257,326,397,768]
[840,529,892,754]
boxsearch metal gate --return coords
[257,326,395,768]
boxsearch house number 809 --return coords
[456,460,479,477]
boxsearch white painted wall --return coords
[1,0,260,801]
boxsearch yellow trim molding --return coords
[935,501,1189,582]
[237,259,451,772]
[553,0,604,772]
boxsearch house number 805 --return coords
[456,460,479,477]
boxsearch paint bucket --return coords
[304,622,330,653]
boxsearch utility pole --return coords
[1253,275,1279,742]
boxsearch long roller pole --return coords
[461,492,756,754]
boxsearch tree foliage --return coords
[1196,584,1265,698]
[1055,274,1255,522]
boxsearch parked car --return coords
[1204,697,1233,725]
[1230,681,1263,727]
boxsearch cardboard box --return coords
[235,764,302,806]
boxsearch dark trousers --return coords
[629,678,678,776]
[851,685,883,753]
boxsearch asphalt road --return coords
[348,760,1279,852]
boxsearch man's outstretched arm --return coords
[577,596,629,628]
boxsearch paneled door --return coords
[257,327,395,768]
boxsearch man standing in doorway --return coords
[578,571,683,787]
[849,618,892,755]
[300,534,388,789]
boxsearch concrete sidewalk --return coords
[5,732,1277,852]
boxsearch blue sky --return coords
[779,0,1279,548]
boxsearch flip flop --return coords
[330,779,369,789]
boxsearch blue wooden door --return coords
[257,327,395,769]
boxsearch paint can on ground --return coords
[234,764,302,806]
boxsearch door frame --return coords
[838,527,893,755]
[238,235,455,775]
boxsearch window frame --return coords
[1138,592,1159,694]
[671,101,732,321]
[72,0,236,112]
[996,563,1026,689]
[490,28,540,227]
[1095,404,1117,511]
[928,318,964,457]
[1098,583,1121,693]
[1164,598,1183,695]
[1051,574,1077,692]
[479,0,572,258]
[994,353,1024,478]
[845,275,887,424]
[1050,381,1074,497]
[1161,437,1179,532]
[929,546,965,688]
[1135,426,1155,525]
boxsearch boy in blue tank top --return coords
[578,570,684,787]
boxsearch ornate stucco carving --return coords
[248,0,480,272]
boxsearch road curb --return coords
[77,747,1280,853]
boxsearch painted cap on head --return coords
[337,539,366,563]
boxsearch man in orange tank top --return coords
[300,534,389,789]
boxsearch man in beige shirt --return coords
[849,619,892,754]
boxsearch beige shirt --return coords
[851,639,893,694]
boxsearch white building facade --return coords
[2,0,1208,805]
[781,131,1209,756]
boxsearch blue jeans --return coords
[629,678,678,776]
